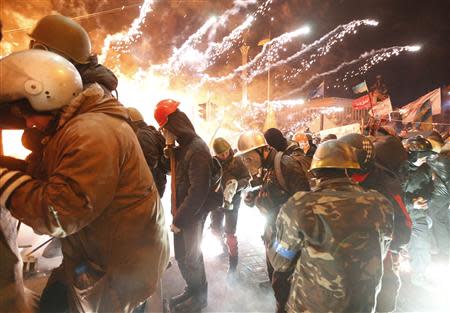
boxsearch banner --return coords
[352,81,368,94]
[352,94,371,110]
[370,97,393,117]
[318,123,361,139]
[400,88,441,124]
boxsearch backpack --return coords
[274,151,312,192]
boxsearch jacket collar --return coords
[57,83,127,130]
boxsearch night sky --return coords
[1,0,449,108]
[256,0,450,106]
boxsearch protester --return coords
[401,136,435,286]
[0,49,169,313]
[210,137,250,277]
[29,14,118,95]
[127,107,167,196]
[155,100,213,313]
[236,130,309,313]
[339,133,411,312]
[264,128,302,156]
[268,140,394,313]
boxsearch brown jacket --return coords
[9,84,170,312]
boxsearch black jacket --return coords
[427,153,450,209]
[76,55,118,93]
[360,163,412,252]
[164,111,212,228]
[132,121,168,196]
[400,161,434,220]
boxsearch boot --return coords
[227,255,239,284]
[169,287,192,310]
[173,285,207,313]
[228,255,238,272]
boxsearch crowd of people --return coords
[0,14,449,313]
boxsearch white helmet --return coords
[0,49,82,112]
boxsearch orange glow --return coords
[2,130,31,160]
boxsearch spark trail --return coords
[161,0,270,75]
[99,0,156,64]
[282,45,421,98]
[201,19,378,84]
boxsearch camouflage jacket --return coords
[268,178,394,313]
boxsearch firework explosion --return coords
[1,0,422,138]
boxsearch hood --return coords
[164,110,197,146]
[57,83,127,130]
[76,55,118,92]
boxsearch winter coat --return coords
[164,111,213,228]
[427,153,450,210]
[219,150,251,202]
[132,121,168,196]
[400,162,434,221]
[360,163,412,252]
[9,84,170,313]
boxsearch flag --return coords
[352,94,371,110]
[308,81,325,99]
[352,81,368,94]
[258,38,270,46]
[400,88,441,126]
[370,97,393,117]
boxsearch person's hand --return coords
[170,224,181,234]
[413,197,428,210]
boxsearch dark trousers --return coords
[409,216,431,275]
[430,200,450,259]
[174,216,207,295]
[376,252,401,313]
[210,197,240,235]
[266,256,293,313]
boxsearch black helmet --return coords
[338,133,375,171]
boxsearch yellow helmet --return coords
[29,15,91,64]
[213,137,231,155]
[127,107,144,122]
[310,140,360,170]
[235,130,267,156]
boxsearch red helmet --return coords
[154,99,180,127]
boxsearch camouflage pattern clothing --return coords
[268,178,394,313]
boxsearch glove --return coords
[0,167,32,208]
[162,128,175,145]
[222,200,233,211]
[170,224,181,234]
[413,197,428,210]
